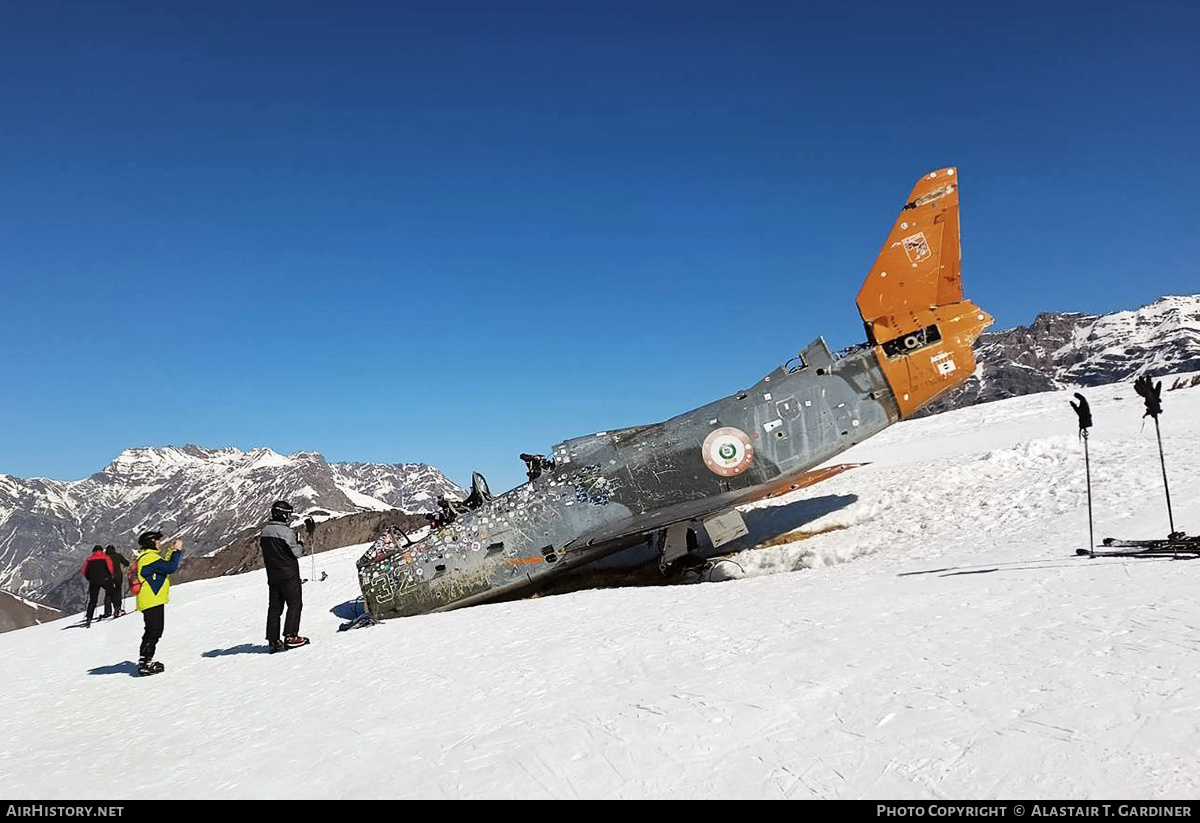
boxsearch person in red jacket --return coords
[80,545,118,628]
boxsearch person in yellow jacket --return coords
[134,530,184,677]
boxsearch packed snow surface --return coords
[2,384,1198,799]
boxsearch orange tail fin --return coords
[856,168,993,418]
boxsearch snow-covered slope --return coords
[0,446,464,614]
[1,383,1197,799]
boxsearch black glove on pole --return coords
[1070,393,1094,557]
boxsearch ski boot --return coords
[137,659,165,677]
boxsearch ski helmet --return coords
[138,530,163,549]
[270,500,294,522]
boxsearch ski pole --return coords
[1070,392,1094,557]
[1134,375,1175,539]
[1082,428,1094,558]
[305,517,316,581]
[1152,416,1175,536]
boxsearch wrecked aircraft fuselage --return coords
[357,167,992,618]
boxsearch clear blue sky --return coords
[2,0,1198,492]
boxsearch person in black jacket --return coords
[259,500,310,653]
[102,545,131,618]
[80,545,118,627]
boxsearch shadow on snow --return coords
[87,661,140,677]
[202,643,270,657]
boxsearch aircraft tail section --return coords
[856,167,993,418]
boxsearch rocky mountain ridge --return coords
[918,295,1200,414]
[0,446,464,619]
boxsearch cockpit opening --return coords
[462,472,493,509]
[424,471,494,529]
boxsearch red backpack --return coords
[128,558,141,595]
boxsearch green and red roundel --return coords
[702,427,755,477]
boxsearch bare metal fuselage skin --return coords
[357,167,991,619]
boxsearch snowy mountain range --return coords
[0,446,463,618]
[920,294,1200,414]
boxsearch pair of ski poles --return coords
[1071,375,1176,557]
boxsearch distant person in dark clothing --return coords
[102,545,131,618]
[81,545,118,628]
[259,500,310,653]
[133,530,183,676]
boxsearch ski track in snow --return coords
[1,385,1198,799]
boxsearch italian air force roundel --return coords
[702,427,755,477]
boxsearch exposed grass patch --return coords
[750,523,847,550]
